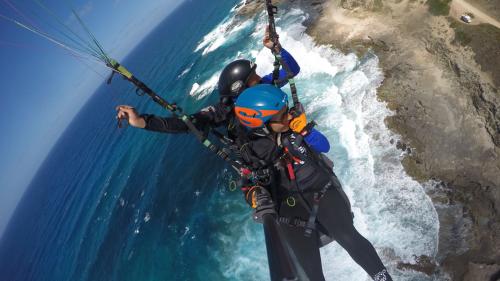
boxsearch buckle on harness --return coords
[278,216,306,228]
[304,199,320,238]
[286,196,296,207]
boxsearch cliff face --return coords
[304,0,500,279]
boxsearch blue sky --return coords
[0,0,185,238]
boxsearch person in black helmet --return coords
[115,26,300,136]
[217,28,300,105]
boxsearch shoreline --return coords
[237,0,499,278]
[302,0,500,279]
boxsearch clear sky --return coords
[0,0,185,238]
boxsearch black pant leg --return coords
[317,186,389,279]
[279,200,326,281]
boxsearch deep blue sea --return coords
[0,1,441,280]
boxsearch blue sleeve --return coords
[260,48,301,88]
[304,129,330,153]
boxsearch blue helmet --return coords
[234,84,288,128]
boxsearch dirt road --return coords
[451,0,500,29]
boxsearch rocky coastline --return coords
[306,0,500,279]
[241,0,500,279]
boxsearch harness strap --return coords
[278,133,337,237]
[278,216,307,228]
[304,181,332,237]
[272,57,281,85]
[304,198,319,238]
[277,214,332,241]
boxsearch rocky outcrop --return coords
[464,263,500,281]
[371,12,500,280]
[235,0,266,17]
[375,18,500,281]
[340,0,383,10]
[303,0,500,279]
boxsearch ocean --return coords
[0,0,440,280]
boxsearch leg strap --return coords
[304,181,332,237]
[277,216,307,228]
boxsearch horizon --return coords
[0,0,187,239]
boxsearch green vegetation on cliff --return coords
[426,0,452,16]
[450,22,500,87]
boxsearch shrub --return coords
[427,0,452,16]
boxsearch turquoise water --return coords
[0,1,440,280]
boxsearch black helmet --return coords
[218,59,257,100]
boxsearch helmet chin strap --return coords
[220,96,233,105]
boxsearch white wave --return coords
[177,63,194,79]
[250,15,357,81]
[206,6,439,281]
[189,72,220,100]
[297,43,438,281]
[189,83,200,96]
[195,13,253,56]
[229,0,247,14]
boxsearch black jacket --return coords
[142,102,233,134]
[244,131,333,197]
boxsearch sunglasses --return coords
[268,106,289,124]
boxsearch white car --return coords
[460,14,472,23]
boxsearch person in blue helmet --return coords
[234,84,393,281]
[115,27,299,137]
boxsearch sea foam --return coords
[200,6,439,281]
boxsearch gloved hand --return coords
[241,185,258,208]
[263,25,280,51]
[289,102,305,117]
[289,112,307,134]
[199,105,215,114]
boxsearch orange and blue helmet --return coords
[234,84,288,128]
